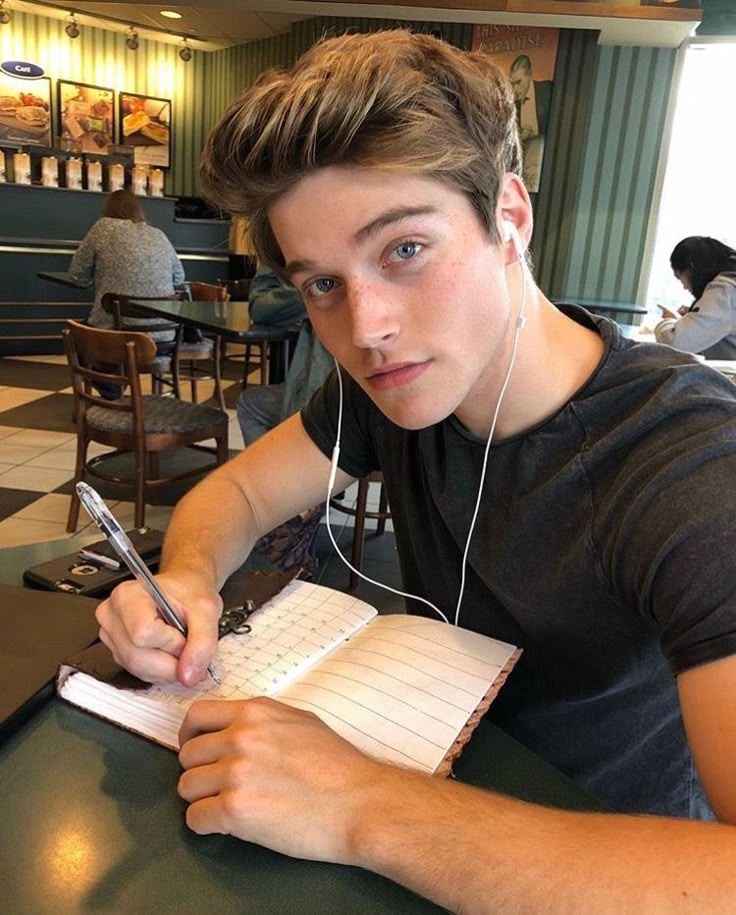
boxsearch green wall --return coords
[3,10,679,305]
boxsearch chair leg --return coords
[216,427,229,465]
[242,344,252,389]
[349,478,370,590]
[134,447,147,529]
[171,355,182,400]
[260,342,269,386]
[66,435,89,532]
[376,483,388,536]
[212,336,226,412]
[189,364,197,403]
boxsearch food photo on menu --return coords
[0,73,52,146]
[59,81,114,153]
[120,93,171,167]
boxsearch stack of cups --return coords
[13,151,31,185]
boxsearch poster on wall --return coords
[0,73,52,147]
[472,25,559,194]
[58,81,114,154]
[119,92,171,168]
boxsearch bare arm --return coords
[178,657,736,912]
[96,413,354,685]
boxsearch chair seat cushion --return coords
[87,396,225,435]
[178,339,214,358]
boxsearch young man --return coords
[97,31,736,909]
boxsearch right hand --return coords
[95,573,222,686]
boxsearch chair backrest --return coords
[190,281,229,302]
[64,319,156,420]
[100,292,181,334]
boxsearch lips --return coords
[365,361,430,391]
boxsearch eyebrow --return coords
[284,204,438,282]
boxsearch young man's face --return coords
[269,167,516,435]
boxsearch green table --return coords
[1,537,602,913]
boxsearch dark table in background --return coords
[37,270,88,290]
[554,298,647,325]
[131,298,300,385]
[0,536,603,913]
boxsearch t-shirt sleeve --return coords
[600,383,736,675]
[300,370,379,480]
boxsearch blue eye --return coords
[395,242,418,260]
[306,277,336,298]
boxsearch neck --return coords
[457,287,605,441]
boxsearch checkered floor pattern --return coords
[0,354,404,609]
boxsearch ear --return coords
[496,173,533,264]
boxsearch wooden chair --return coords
[102,292,226,412]
[64,320,229,532]
[328,471,391,590]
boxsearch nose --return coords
[345,279,399,350]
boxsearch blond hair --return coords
[201,30,521,270]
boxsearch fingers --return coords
[95,577,218,685]
[179,696,281,745]
[177,597,222,687]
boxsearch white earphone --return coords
[325,215,528,627]
[504,219,524,257]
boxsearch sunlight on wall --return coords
[645,42,736,315]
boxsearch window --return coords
[644,41,736,318]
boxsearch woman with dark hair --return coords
[655,236,736,359]
[69,188,185,335]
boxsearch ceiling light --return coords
[159,10,182,19]
[0,2,11,25]
[125,26,139,50]
[65,13,80,38]
[179,37,192,62]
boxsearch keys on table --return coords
[218,599,257,639]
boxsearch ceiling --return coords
[14,0,700,50]
[16,0,310,47]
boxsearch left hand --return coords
[178,697,388,863]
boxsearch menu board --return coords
[0,73,52,147]
[119,92,171,168]
[58,81,114,154]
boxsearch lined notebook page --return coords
[277,615,516,774]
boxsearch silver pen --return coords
[76,482,221,684]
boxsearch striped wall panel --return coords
[536,40,676,304]
[1,9,207,197]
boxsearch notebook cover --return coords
[0,582,99,738]
[434,648,523,777]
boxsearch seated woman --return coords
[69,188,185,342]
[655,236,736,359]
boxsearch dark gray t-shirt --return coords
[302,306,736,818]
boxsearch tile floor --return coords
[0,354,404,612]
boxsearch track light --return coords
[179,38,192,62]
[125,26,139,50]
[65,13,80,38]
[0,2,10,25]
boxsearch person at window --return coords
[96,32,736,909]
[69,188,185,340]
[655,236,736,359]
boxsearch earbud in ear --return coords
[503,220,523,257]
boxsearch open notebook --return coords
[58,580,520,776]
